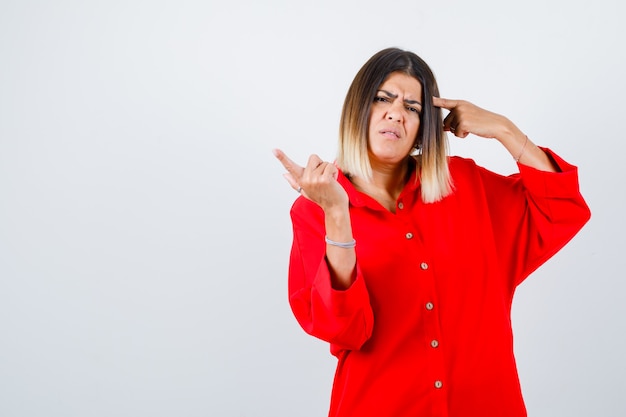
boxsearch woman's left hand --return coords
[433,96,523,141]
[433,96,558,172]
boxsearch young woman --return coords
[274,47,590,417]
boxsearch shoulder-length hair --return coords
[336,47,452,203]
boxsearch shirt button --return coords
[398,202,404,209]
[431,340,439,348]
[425,302,434,310]
[420,262,428,270]
[434,380,443,389]
[405,232,413,239]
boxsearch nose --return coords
[386,102,404,122]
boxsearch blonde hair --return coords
[337,48,453,203]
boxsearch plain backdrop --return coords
[1,1,624,416]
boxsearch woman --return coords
[273,48,590,417]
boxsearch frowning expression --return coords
[368,71,422,168]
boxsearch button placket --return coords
[400,209,444,397]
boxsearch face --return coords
[367,71,422,169]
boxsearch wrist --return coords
[325,236,356,248]
[494,118,522,143]
[324,204,350,222]
[324,206,353,243]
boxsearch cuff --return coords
[517,148,583,199]
[312,261,370,317]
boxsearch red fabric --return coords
[287,149,591,417]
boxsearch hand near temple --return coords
[434,97,557,172]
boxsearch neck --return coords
[351,157,412,207]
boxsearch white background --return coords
[1,1,624,416]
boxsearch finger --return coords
[306,154,324,171]
[273,148,304,178]
[272,148,297,168]
[448,121,470,138]
[442,113,457,132]
[433,96,459,110]
[321,162,339,180]
[302,155,326,185]
[282,173,301,192]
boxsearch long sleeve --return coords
[474,148,591,288]
[288,197,374,352]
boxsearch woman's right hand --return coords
[274,148,356,290]
[273,149,349,213]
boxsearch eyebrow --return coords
[378,89,422,107]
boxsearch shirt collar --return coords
[336,157,421,209]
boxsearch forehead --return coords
[378,72,422,97]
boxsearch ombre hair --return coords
[336,47,453,203]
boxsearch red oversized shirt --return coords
[287,149,590,417]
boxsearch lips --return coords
[379,128,401,139]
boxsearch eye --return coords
[374,96,389,103]
[406,106,421,114]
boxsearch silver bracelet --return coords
[325,236,356,249]
[514,135,529,162]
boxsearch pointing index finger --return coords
[273,148,304,177]
[433,96,458,109]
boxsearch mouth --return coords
[380,129,401,139]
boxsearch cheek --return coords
[409,119,421,138]
[369,107,384,123]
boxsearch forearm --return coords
[496,119,558,172]
[324,207,356,290]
